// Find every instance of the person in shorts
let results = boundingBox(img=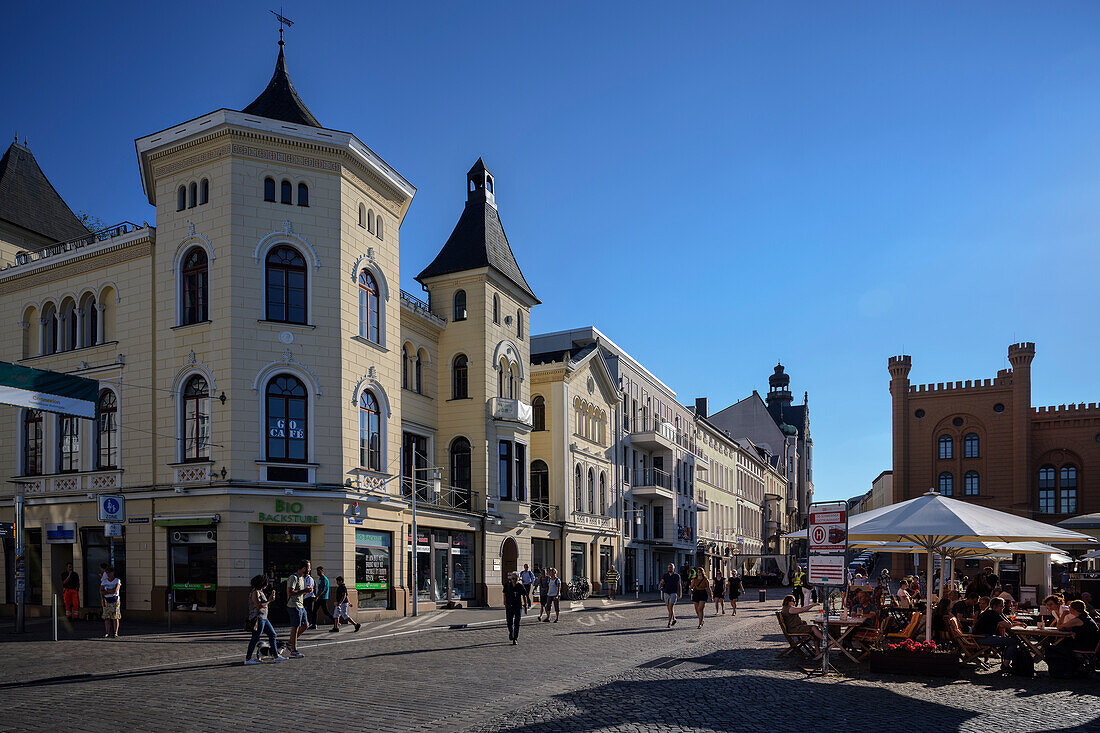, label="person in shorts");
[330,576,361,632]
[544,568,561,622]
[286,559,310,657]
[658,563,681,628]
[536,568,551,621]
[519,564,535,613]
